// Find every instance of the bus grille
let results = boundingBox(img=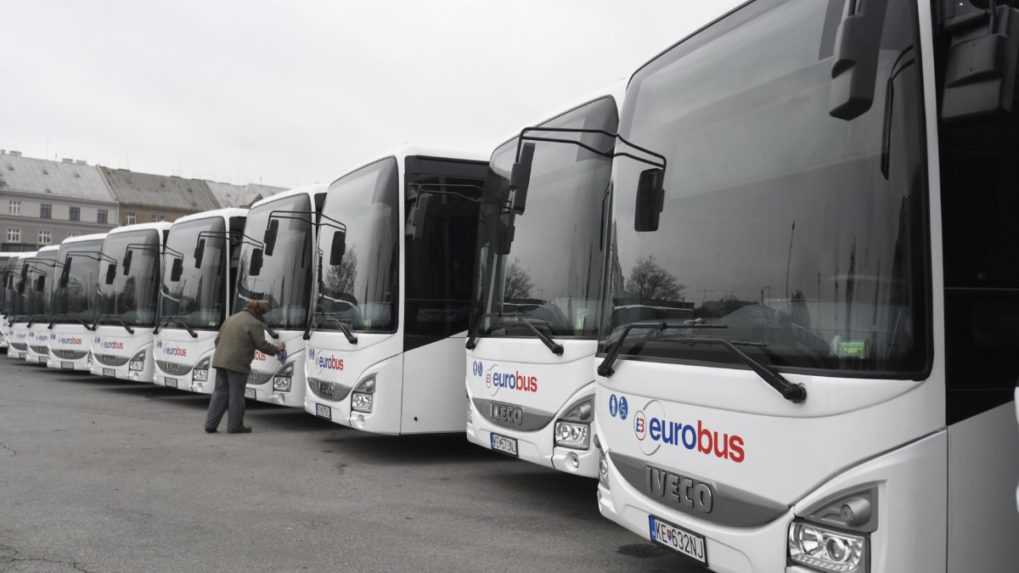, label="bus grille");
[30,345,50,355]
[9,342,27,351]
[246,370,272,386]
[307,377,351,402]
[51,349,87,360]
[93,353,130,367]
[156,360,192,376]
